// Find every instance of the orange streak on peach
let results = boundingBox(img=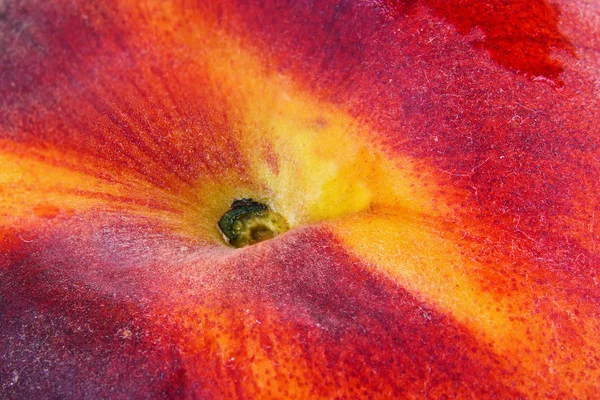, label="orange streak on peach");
[0,141,190,234]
